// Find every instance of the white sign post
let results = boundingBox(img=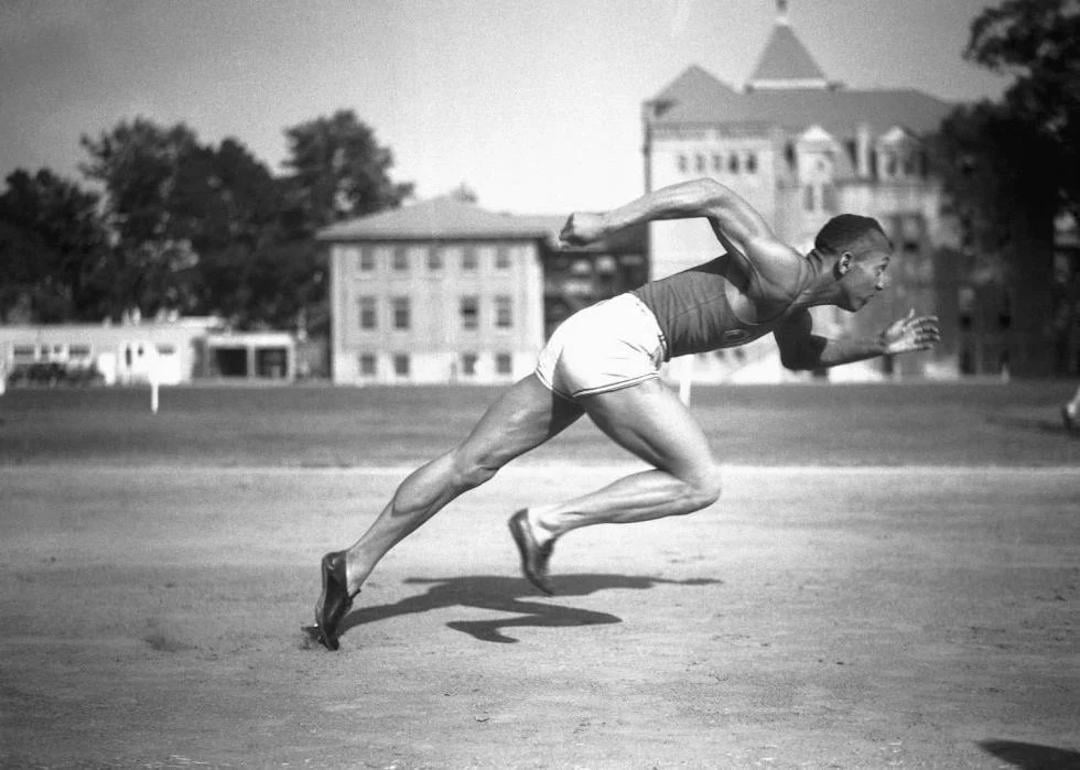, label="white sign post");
[149,346,160,414]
